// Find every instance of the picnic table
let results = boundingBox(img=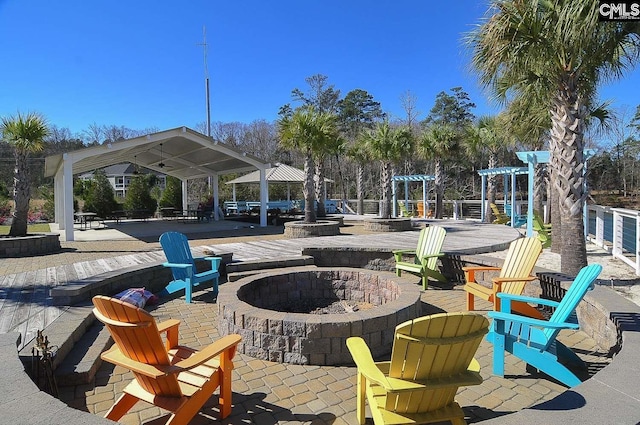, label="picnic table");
[75,212,99,229]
